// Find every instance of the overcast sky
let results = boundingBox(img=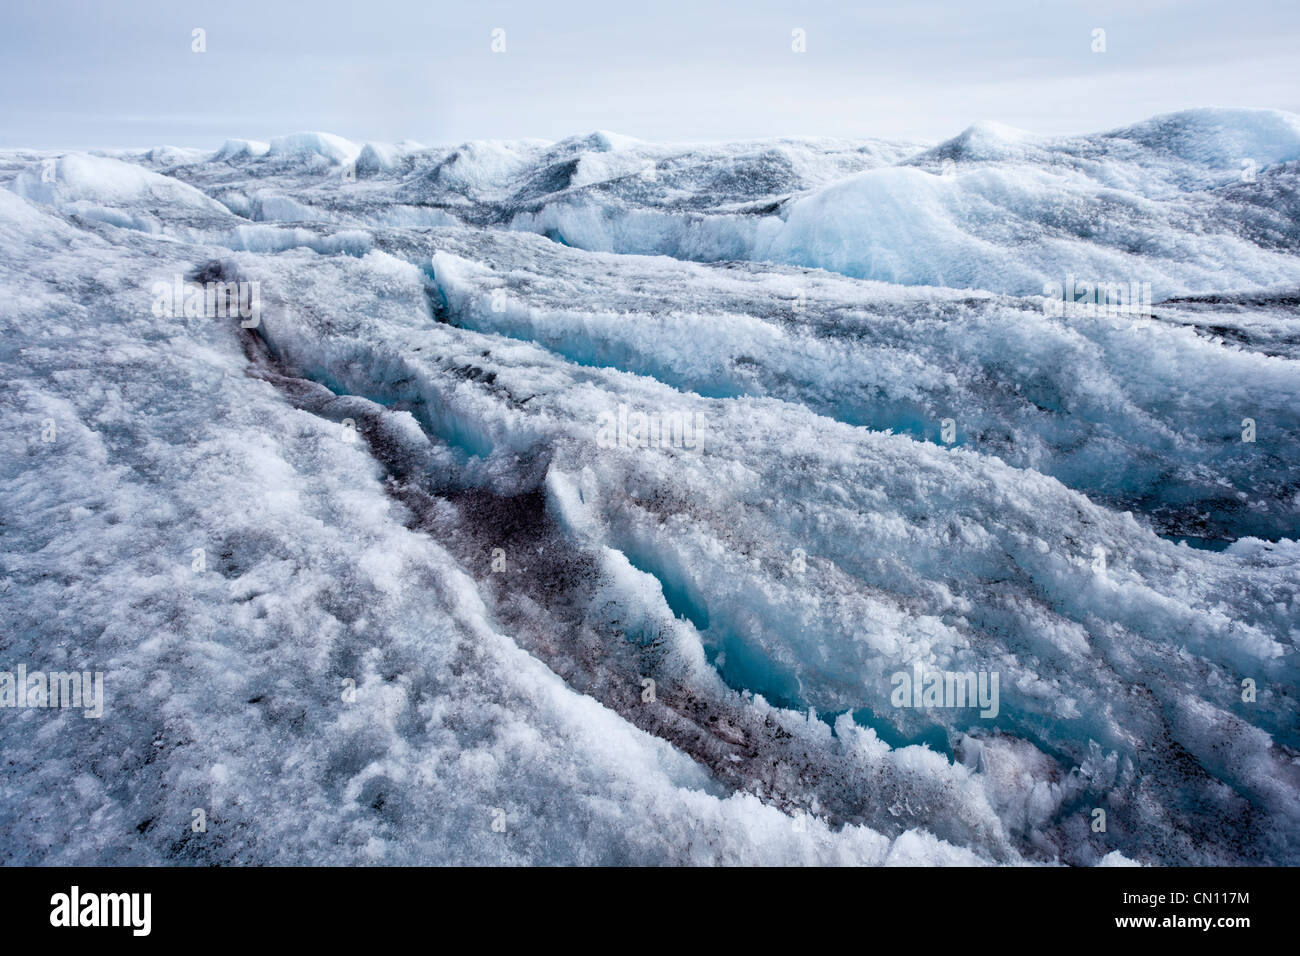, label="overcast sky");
[2,0,1298,149]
